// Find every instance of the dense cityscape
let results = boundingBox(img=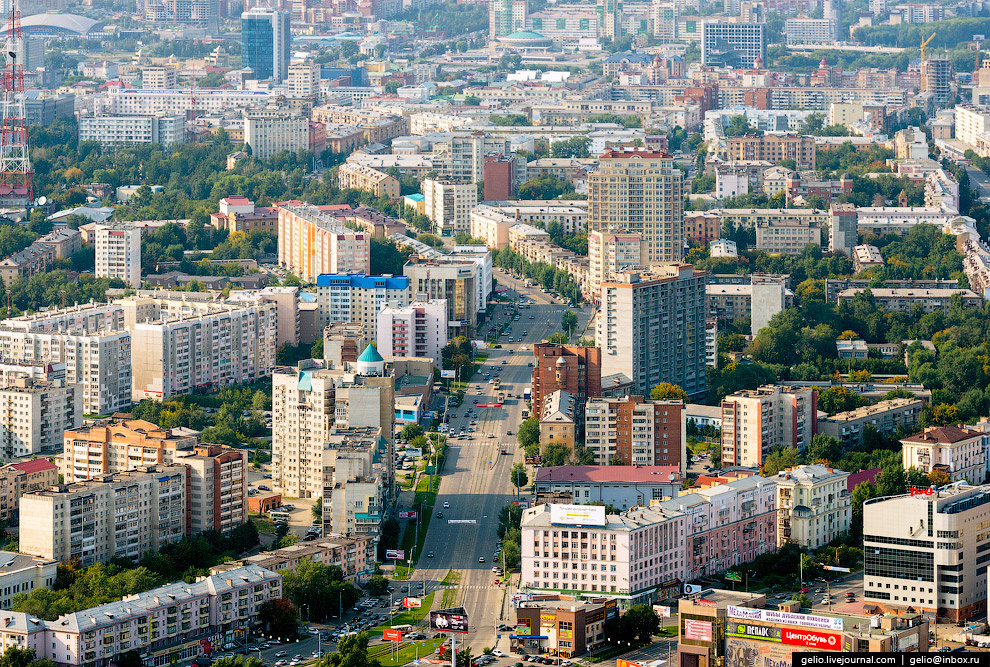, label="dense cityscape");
[0,0,982,665]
